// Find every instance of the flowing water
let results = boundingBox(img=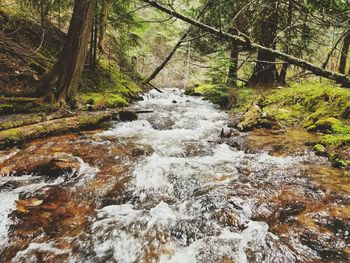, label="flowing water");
[0,89,350,263]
